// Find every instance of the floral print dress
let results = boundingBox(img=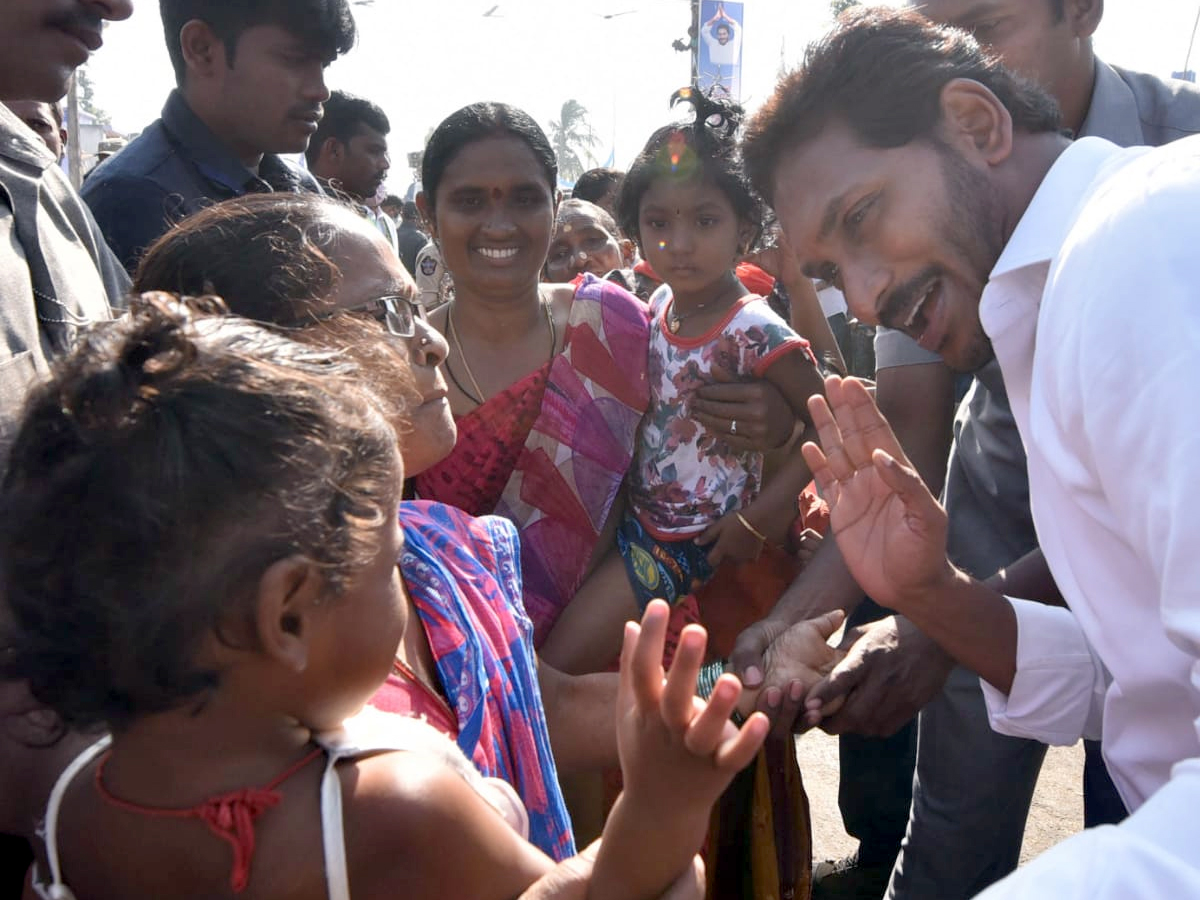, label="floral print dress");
[628,286,814,538]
